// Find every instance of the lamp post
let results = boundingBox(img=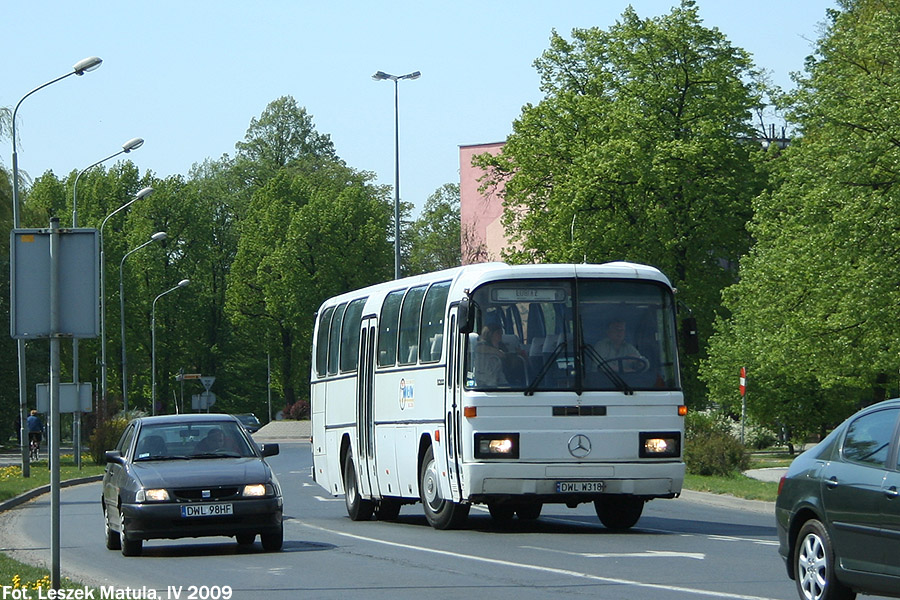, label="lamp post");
[152,279,190,415]
[99,186,154,414]
[119,232,167,412]
[11,55,102,480]
[71,136,144,468]
[372,69,420,279]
